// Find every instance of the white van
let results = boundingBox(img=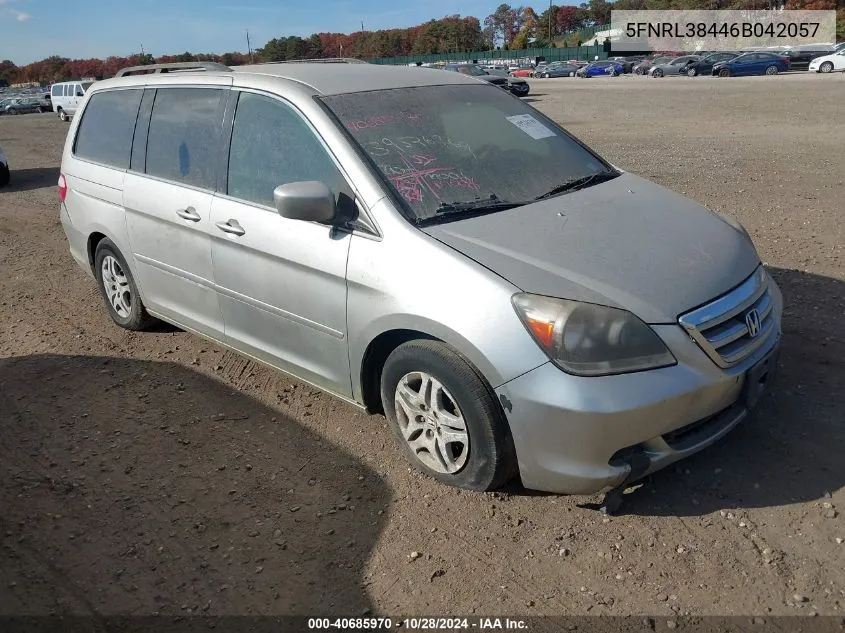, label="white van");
[50,80,95,121]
